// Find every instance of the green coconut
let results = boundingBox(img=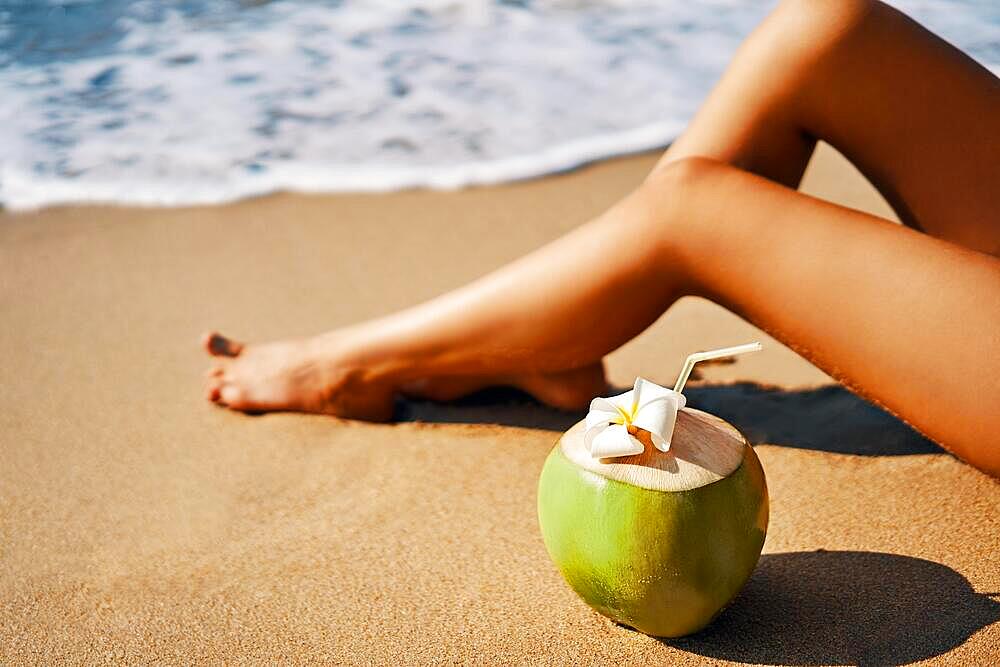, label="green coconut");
[537,408,768,638]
